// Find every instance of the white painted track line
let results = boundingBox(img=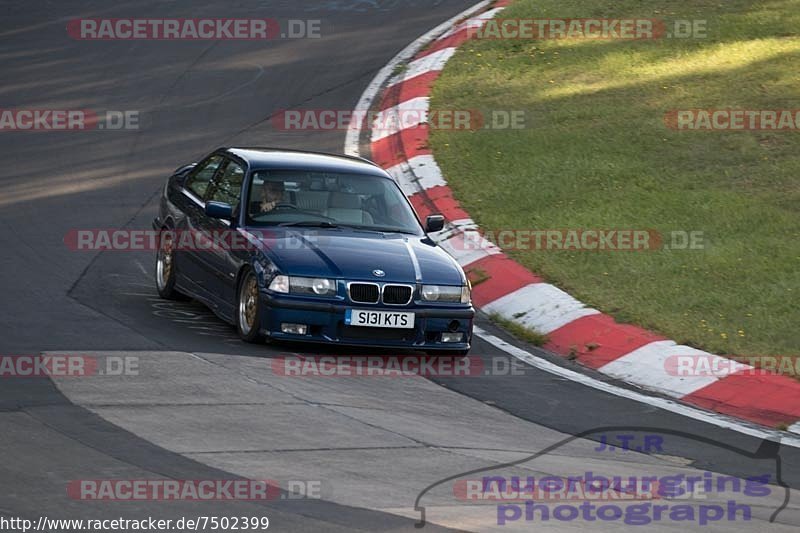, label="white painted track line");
[474,326,800,448]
